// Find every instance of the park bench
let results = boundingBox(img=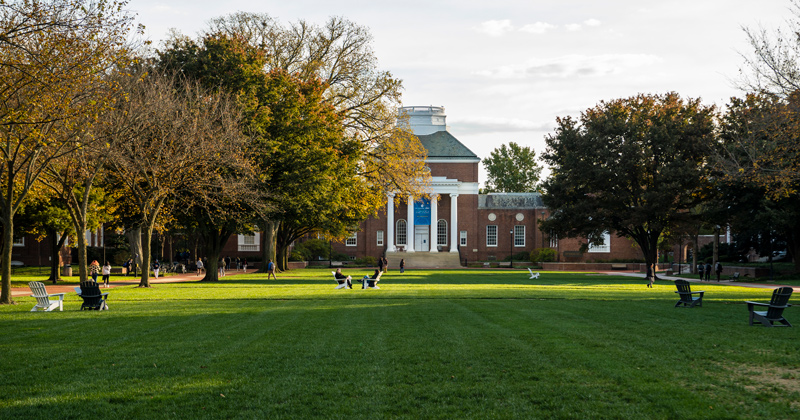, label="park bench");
[563,251,582,261]
[498,261,511,267]
[77,281,109,310]
[28,281,64,312]
[746,287,793,327]
[610,264,627,270]
[729,272,740,281]
[674,280,704,308]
